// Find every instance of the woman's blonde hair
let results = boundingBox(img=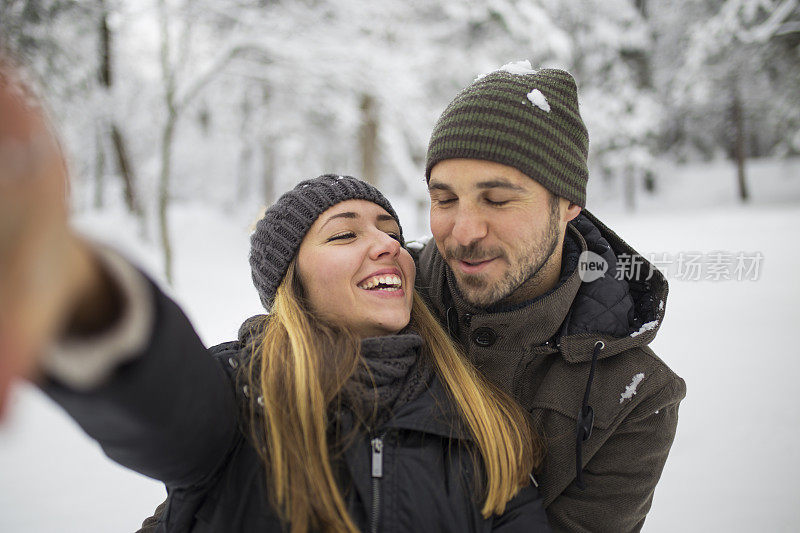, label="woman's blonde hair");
[245,260,542,533]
